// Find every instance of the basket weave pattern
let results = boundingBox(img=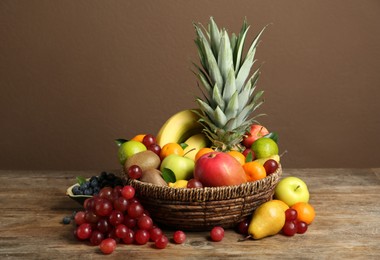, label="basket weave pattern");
[124,165,282,231]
